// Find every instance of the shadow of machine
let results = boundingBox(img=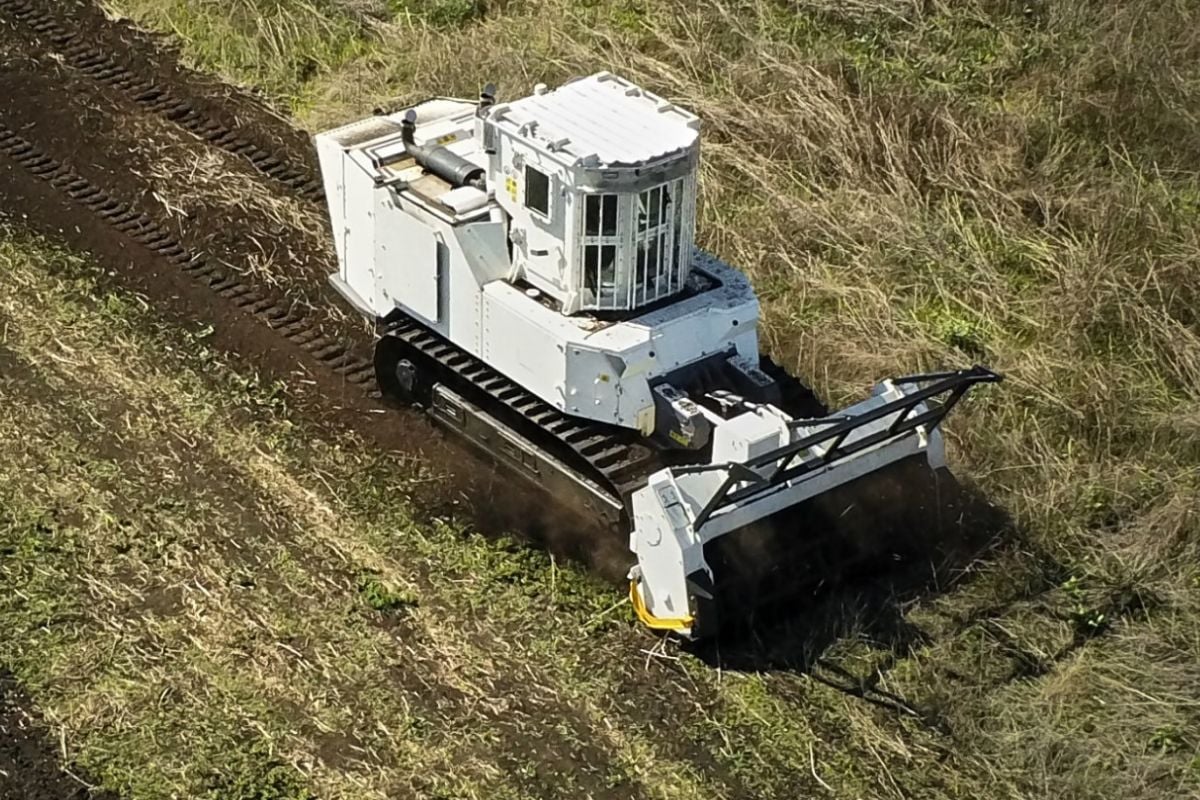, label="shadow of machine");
[686,454,1011,672]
